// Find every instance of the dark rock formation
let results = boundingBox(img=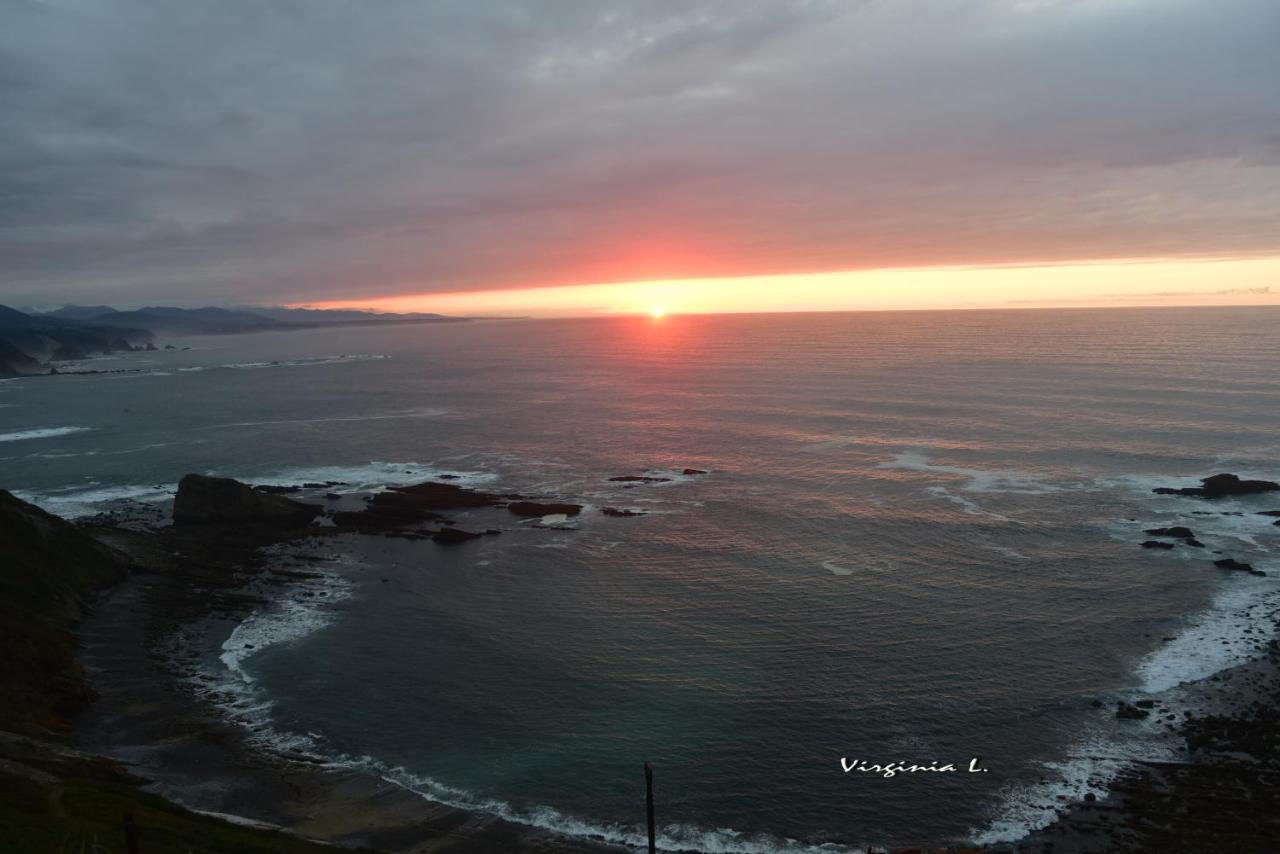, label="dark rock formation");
[602,507,647,517]
[431,527,483,545]
[380,481,506,510]
[508,501,583,517]
[1213,558,1266,577]
[608,475,670,484]
[682,468,708,475]
[173,474,320,527]
[1154,473,1280,499]
[332,480,510,531]
[1141,540,1176,550]
[1116,701,1151,720]
[1145,526,1196,539]
[254,484,303,494]
[0,490,132,734]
